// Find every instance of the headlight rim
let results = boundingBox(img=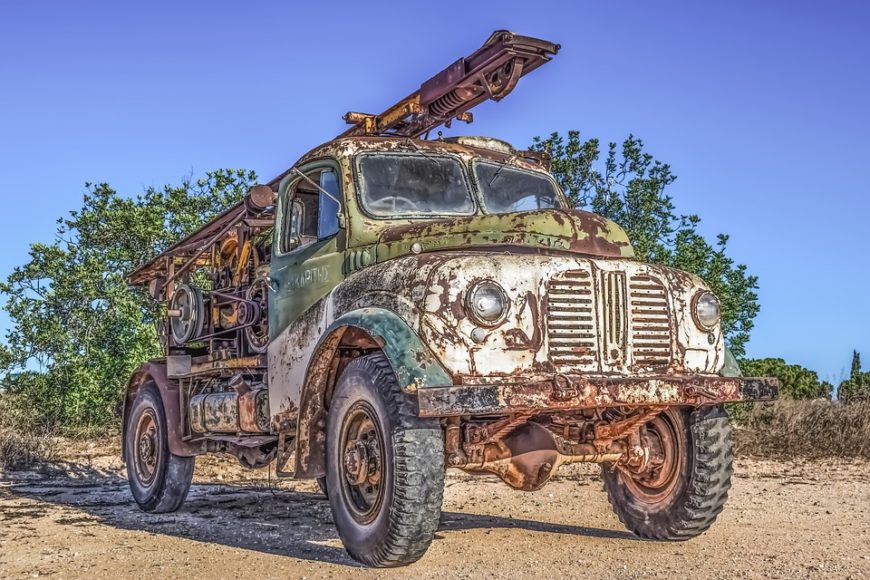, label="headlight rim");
[465,280,510,327]
[692,290,721,331]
